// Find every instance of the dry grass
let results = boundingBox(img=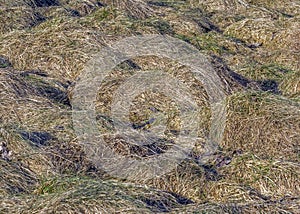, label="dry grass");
[171,198,300,213]
[223,92,300,161]
[280,71,300,98]
[1,175,192,213]
[206,154,299,202]
[0,158,37,196]
[101,0,155,19]
[225,17,300,71]
[0,7,44,35]
[0,6,164,81]
[0,0,299,213]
